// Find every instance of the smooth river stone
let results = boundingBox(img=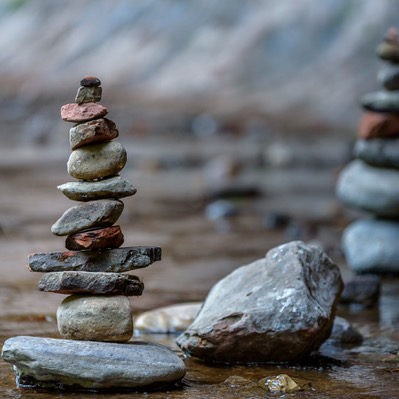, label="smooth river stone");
[57,295,133,342]
[377,41,399,63]
[343,219,399,273]
[336,160,399,217]
[69,118,118,150]
[1,336,186,390]
[67,141,127,180]
[61,102,108,123]
[51,199,123,236]
[361,91,399,113]
[66,225,124,250]
[28,246,162,273]
[39,271,143,296]
[354,139,399,168]
[80,75,101,87]
[358,111,399,139]
[378,65,399,91]
[58,176,137,201]
[75,86,102,104]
